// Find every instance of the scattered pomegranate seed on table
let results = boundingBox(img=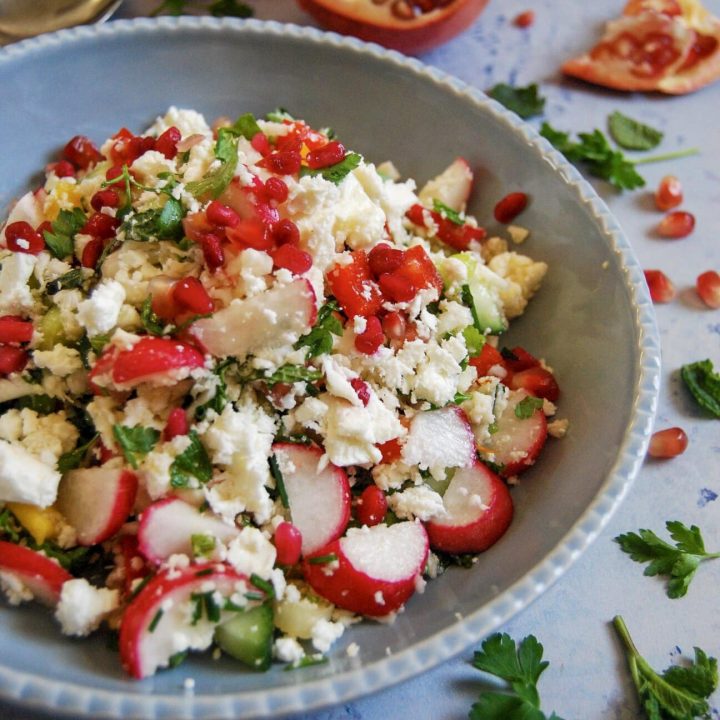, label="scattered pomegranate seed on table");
[654,175,683,211]
[696,270,720,308]
[514,10,535,27]
[644,269,676,303]
[648,427,688,458]
[657,210,695,238]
